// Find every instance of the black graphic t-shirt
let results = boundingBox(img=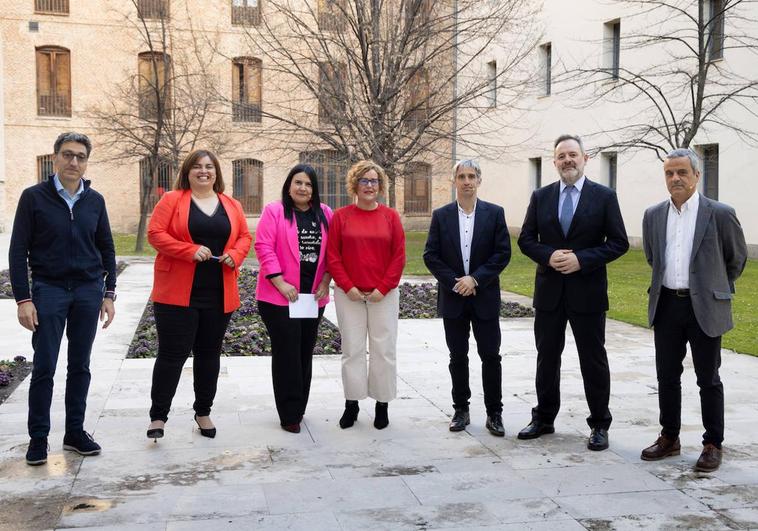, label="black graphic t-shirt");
[294,208,322,293]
